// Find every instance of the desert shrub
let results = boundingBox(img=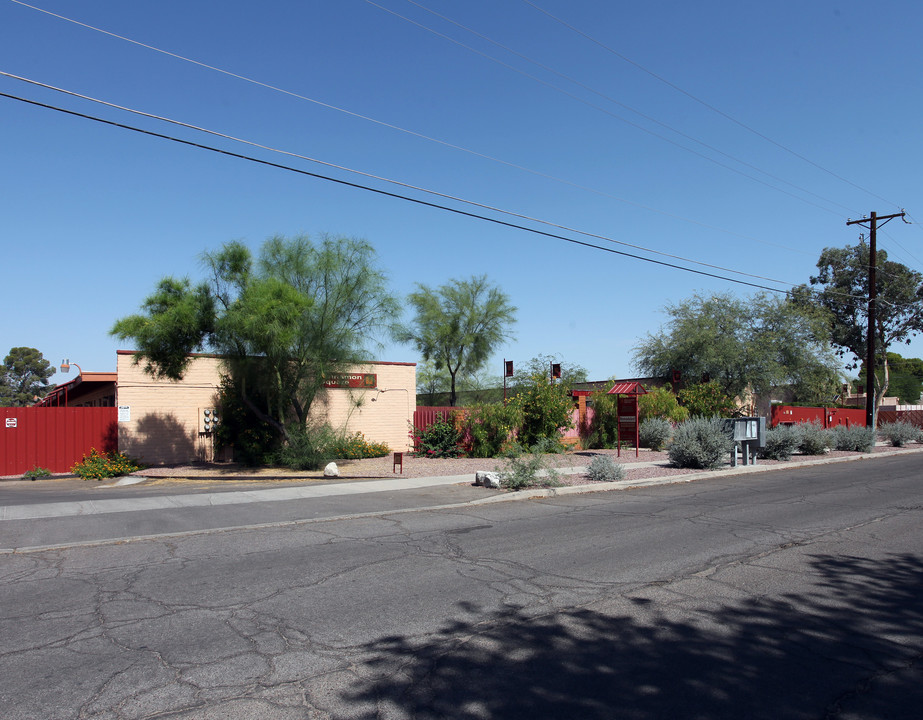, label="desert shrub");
[586,454,625,483]
[639,417,673,451]
[463,402,521,458]
[411,414,462,458]
[668,417,734,469]
[513,373,574,448]
[22,466,52,480]
[326,430,390,460]
[72,449,143,481]
[272,424,335,470]
[639,385,689,423]
[831,425,876,452]
[677,380,736,418]
[758,425,801,461]
[797,422,832,455]
[499,442,561,490]
[878,421,918,447]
